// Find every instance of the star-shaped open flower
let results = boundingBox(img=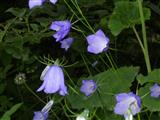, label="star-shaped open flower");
[86,29,109,54]
[80,80,97,96]
[150,83,160,98]
[114,92,141,119]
